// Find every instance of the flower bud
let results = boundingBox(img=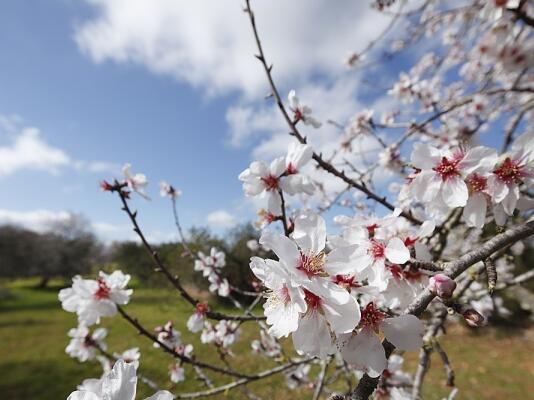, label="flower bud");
[462,309,484,327]
[428,274,457,299]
